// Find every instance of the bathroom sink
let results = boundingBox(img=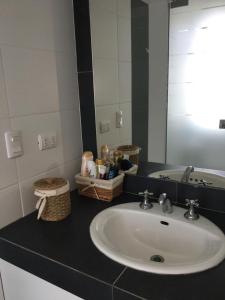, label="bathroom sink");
[90,203,225,274]
[149,169,225,188]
